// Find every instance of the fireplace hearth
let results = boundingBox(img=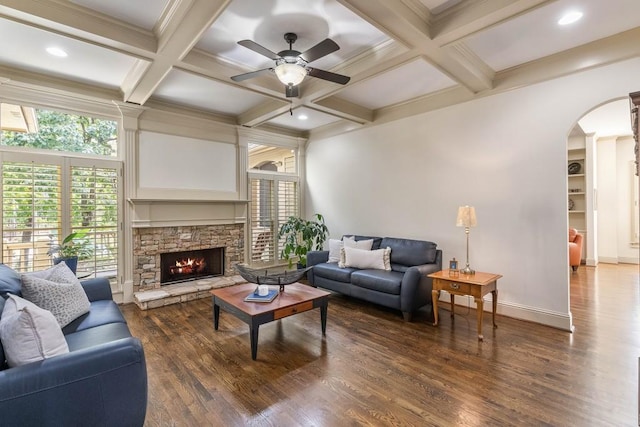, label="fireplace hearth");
[160,247,224,285]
